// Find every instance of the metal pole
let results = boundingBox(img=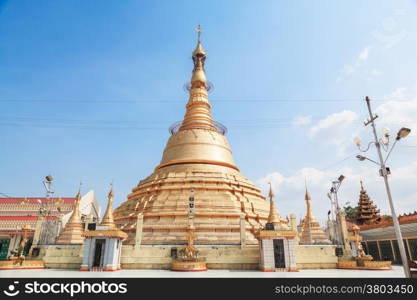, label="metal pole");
[365,97,410,278]
[332,182,342,247]
[327,193,337,243]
